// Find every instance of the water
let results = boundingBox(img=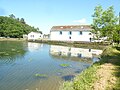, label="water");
[0,41,102,90]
